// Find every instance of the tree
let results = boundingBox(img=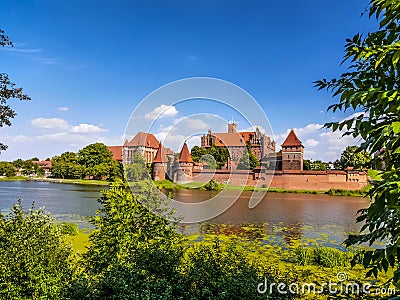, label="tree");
[0,161,15,177]
[312,160,326,171]
[303,159,311,170]
[0,202,73,298]
[0,29,30,152]
[77,143,113,168]
[78,143,122,180]
[191,145,230,169]
[51,152,85,179]
[237,150,260,171]
[337,146,372,169]
[190,146,207,162]
[315,0,400,284]
[70,180,183,299]
[124,151,149,181]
